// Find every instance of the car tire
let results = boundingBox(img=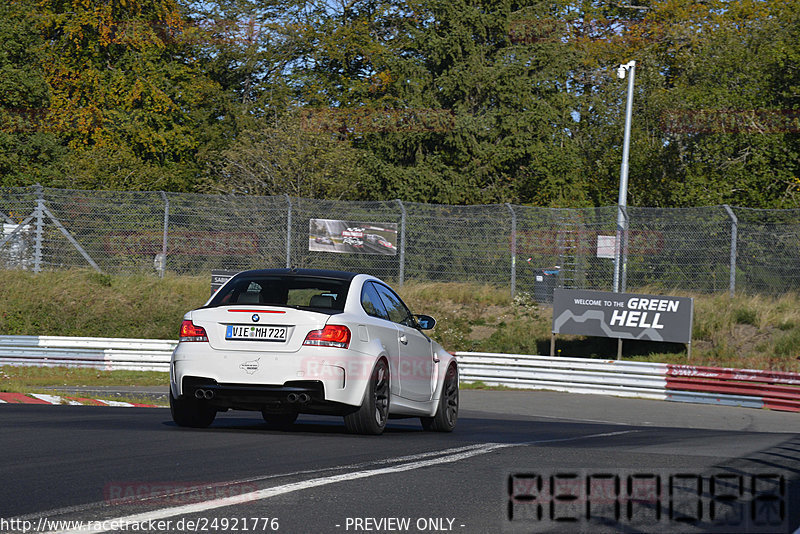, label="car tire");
[344,359,389,435]
[262,410,298,429]
[421,364,458,432]
[169,390,216,428]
